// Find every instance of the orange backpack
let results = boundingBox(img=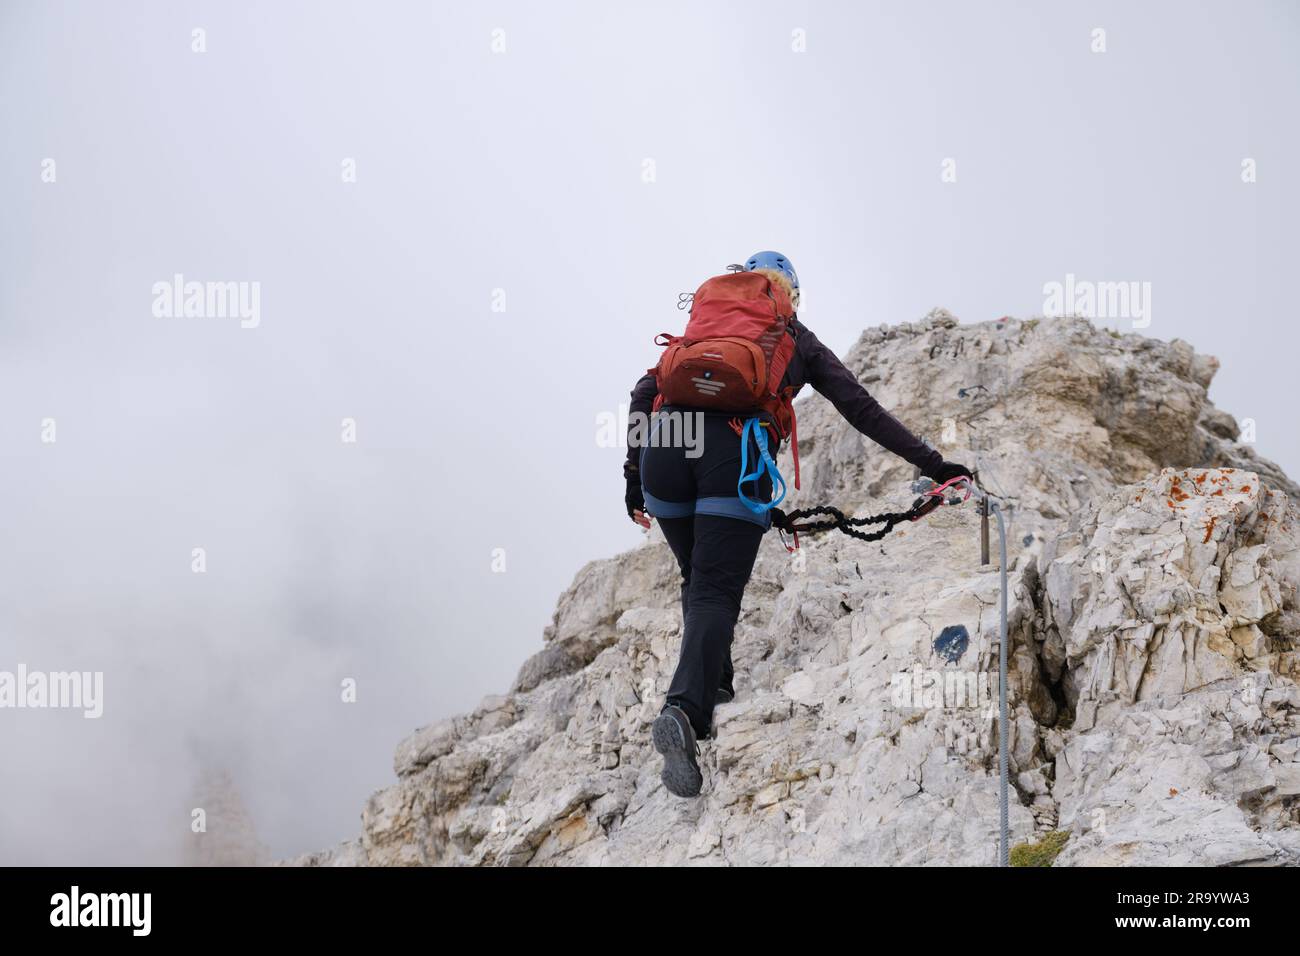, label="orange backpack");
[651,271,801,488]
